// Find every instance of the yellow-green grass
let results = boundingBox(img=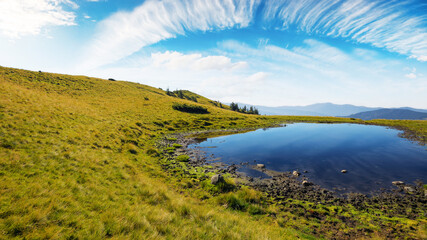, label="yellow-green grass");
[0,66,426,239]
